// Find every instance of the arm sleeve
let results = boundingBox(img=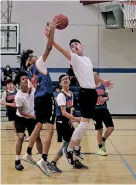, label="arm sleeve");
[35,56,47,74]
[56,93,66,106]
